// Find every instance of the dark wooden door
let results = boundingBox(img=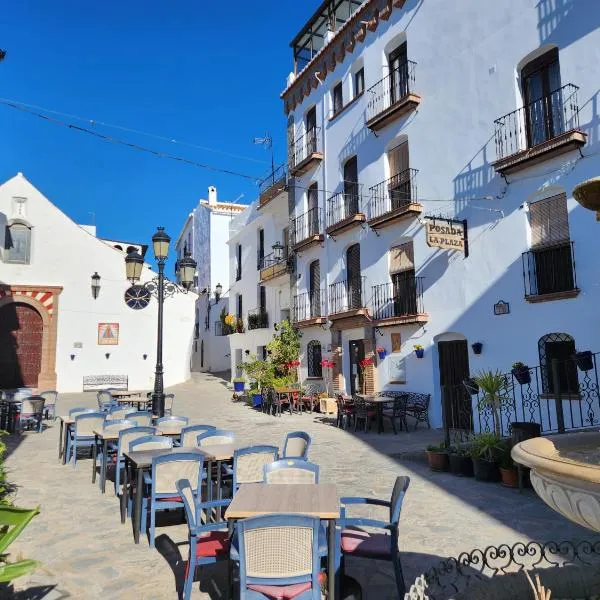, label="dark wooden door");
[343,156,359,216]
[0,303,43,388]
[306,107,317,154]
[309,260,320,317]
[389,42,408,104]
[258,229,265,268]
[307,183,319,236]
[438,340,472,430]
[392,270,417,316]
[388,141,410,208]
[349,339,365,396]
[346,244,362,309]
